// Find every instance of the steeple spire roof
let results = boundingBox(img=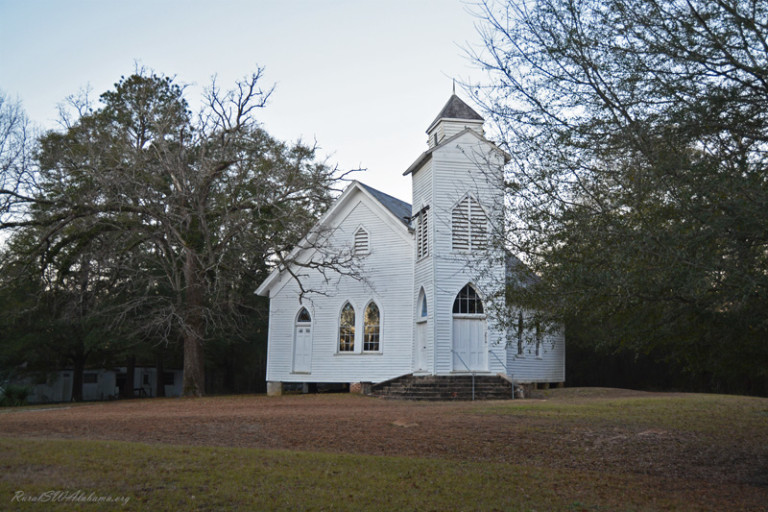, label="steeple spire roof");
[426,94,484,134]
